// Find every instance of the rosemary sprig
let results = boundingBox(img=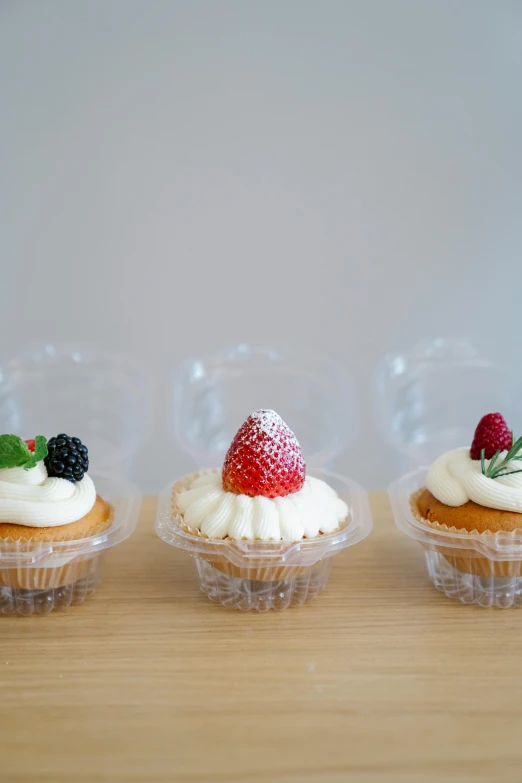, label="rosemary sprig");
[481,432,522,479]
